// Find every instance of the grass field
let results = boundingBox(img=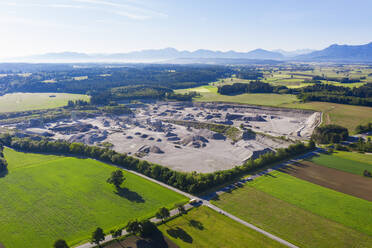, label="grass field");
[308,151,372,175]
[212,185,372,248]
[248,171,372,236]
[0,93,89,113]
[281,101,372,133]
[175,85,299,106]
[0,148,187,248]
[158,206,285,248]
